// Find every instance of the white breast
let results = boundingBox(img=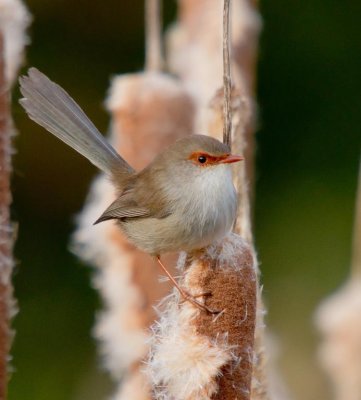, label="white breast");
[165,164,237,251]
